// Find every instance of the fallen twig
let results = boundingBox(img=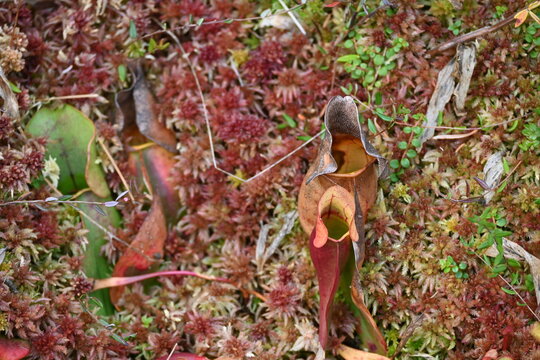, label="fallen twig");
[429,16,514,55]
